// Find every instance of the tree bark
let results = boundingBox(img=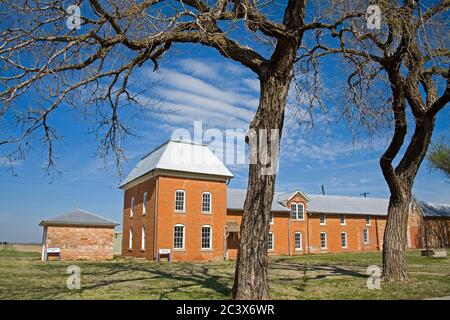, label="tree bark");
[231,72,292,300]
[382,114,436,282]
